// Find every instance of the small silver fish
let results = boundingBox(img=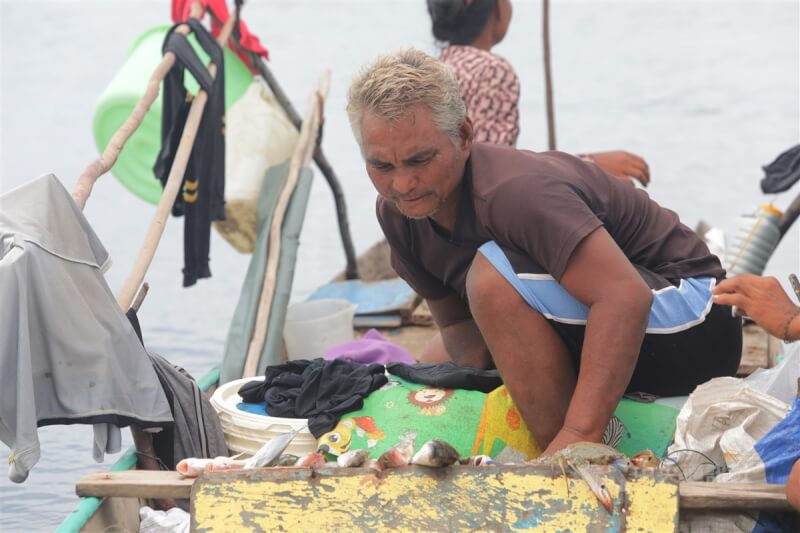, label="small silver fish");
[337,449,369,468]
[275,454,298,467]
[244,427,305,469]
[411,440,460,468]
